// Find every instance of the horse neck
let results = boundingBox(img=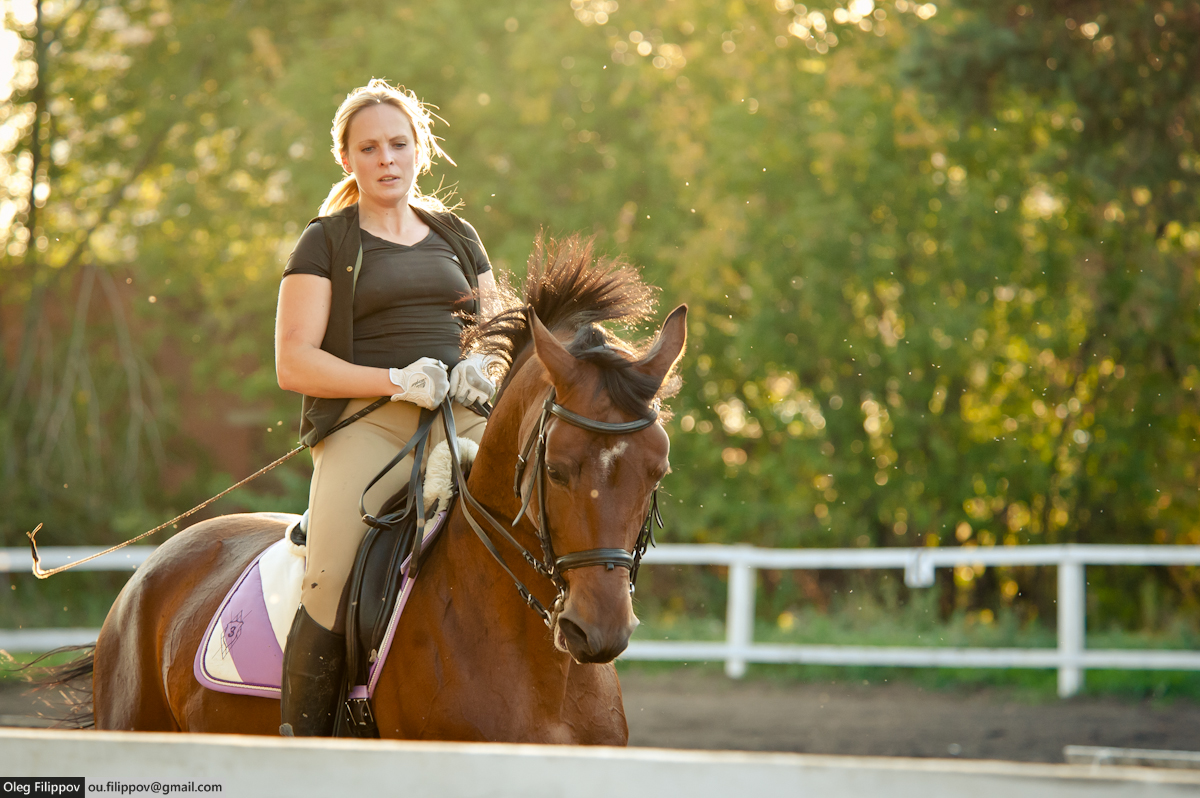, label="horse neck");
[431,366,566,647]
[462,353,550,565]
